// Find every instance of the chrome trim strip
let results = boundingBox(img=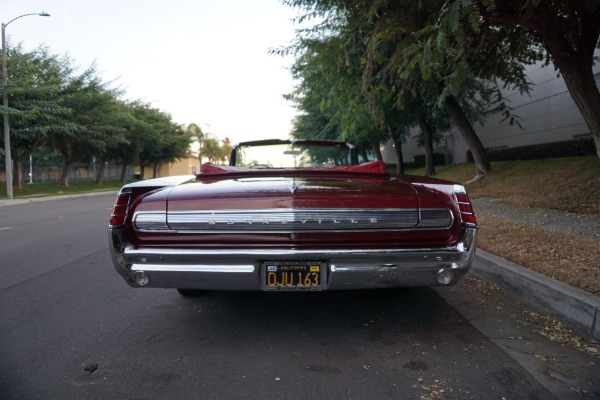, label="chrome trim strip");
[134,212,168,230]
[167,208,419,231]
[131,264,255,273]
[133,208,453,232]
[125,246,452,258]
